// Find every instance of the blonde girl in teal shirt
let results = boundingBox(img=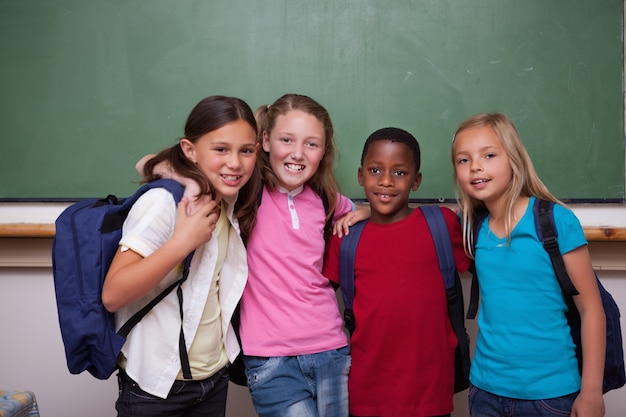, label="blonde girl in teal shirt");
[452,112,605,417]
